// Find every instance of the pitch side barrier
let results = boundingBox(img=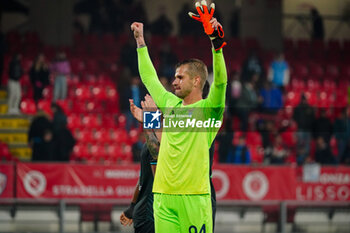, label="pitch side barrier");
[0,162,349,233]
